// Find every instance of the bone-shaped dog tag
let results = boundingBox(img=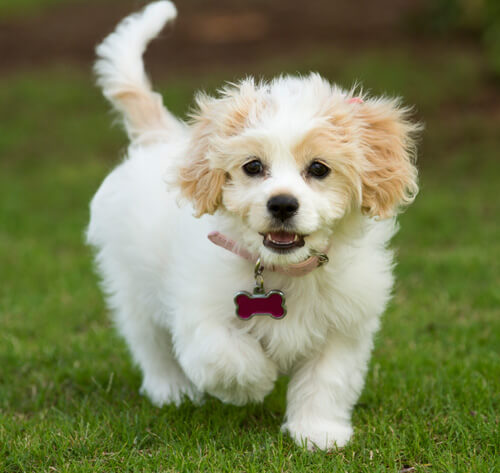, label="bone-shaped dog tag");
[234,289,287,320]
[234,258,287,320]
